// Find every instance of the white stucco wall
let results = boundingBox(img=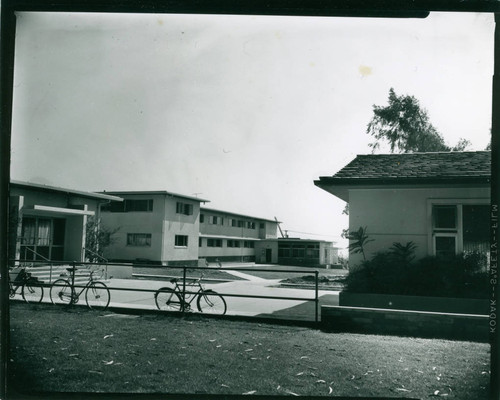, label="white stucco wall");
[101,194,201,264]
[348,185,490,267]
